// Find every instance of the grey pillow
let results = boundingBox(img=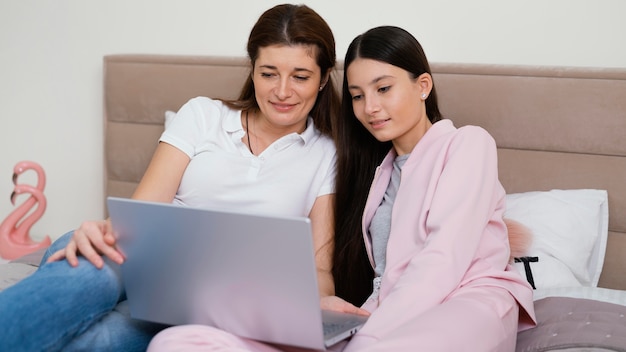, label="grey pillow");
[517,297,626,352]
